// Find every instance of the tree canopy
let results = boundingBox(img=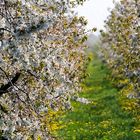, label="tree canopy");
[100,0,140,97]
[0,0,88,139]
